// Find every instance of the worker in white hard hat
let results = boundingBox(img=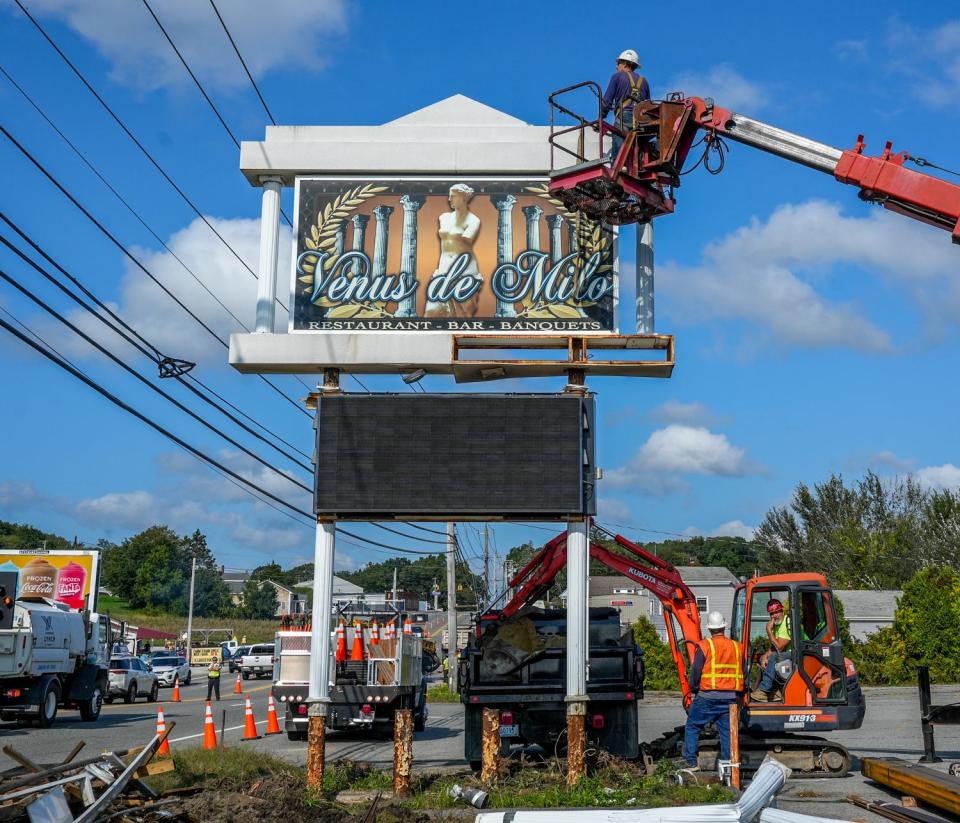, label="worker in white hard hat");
[681,610,744,770]
[601,49,650,163]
